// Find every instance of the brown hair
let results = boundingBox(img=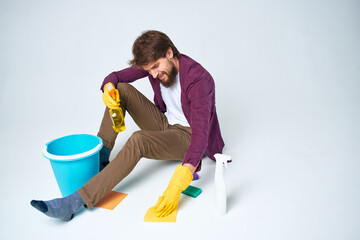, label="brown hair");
[129,30,180,67]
